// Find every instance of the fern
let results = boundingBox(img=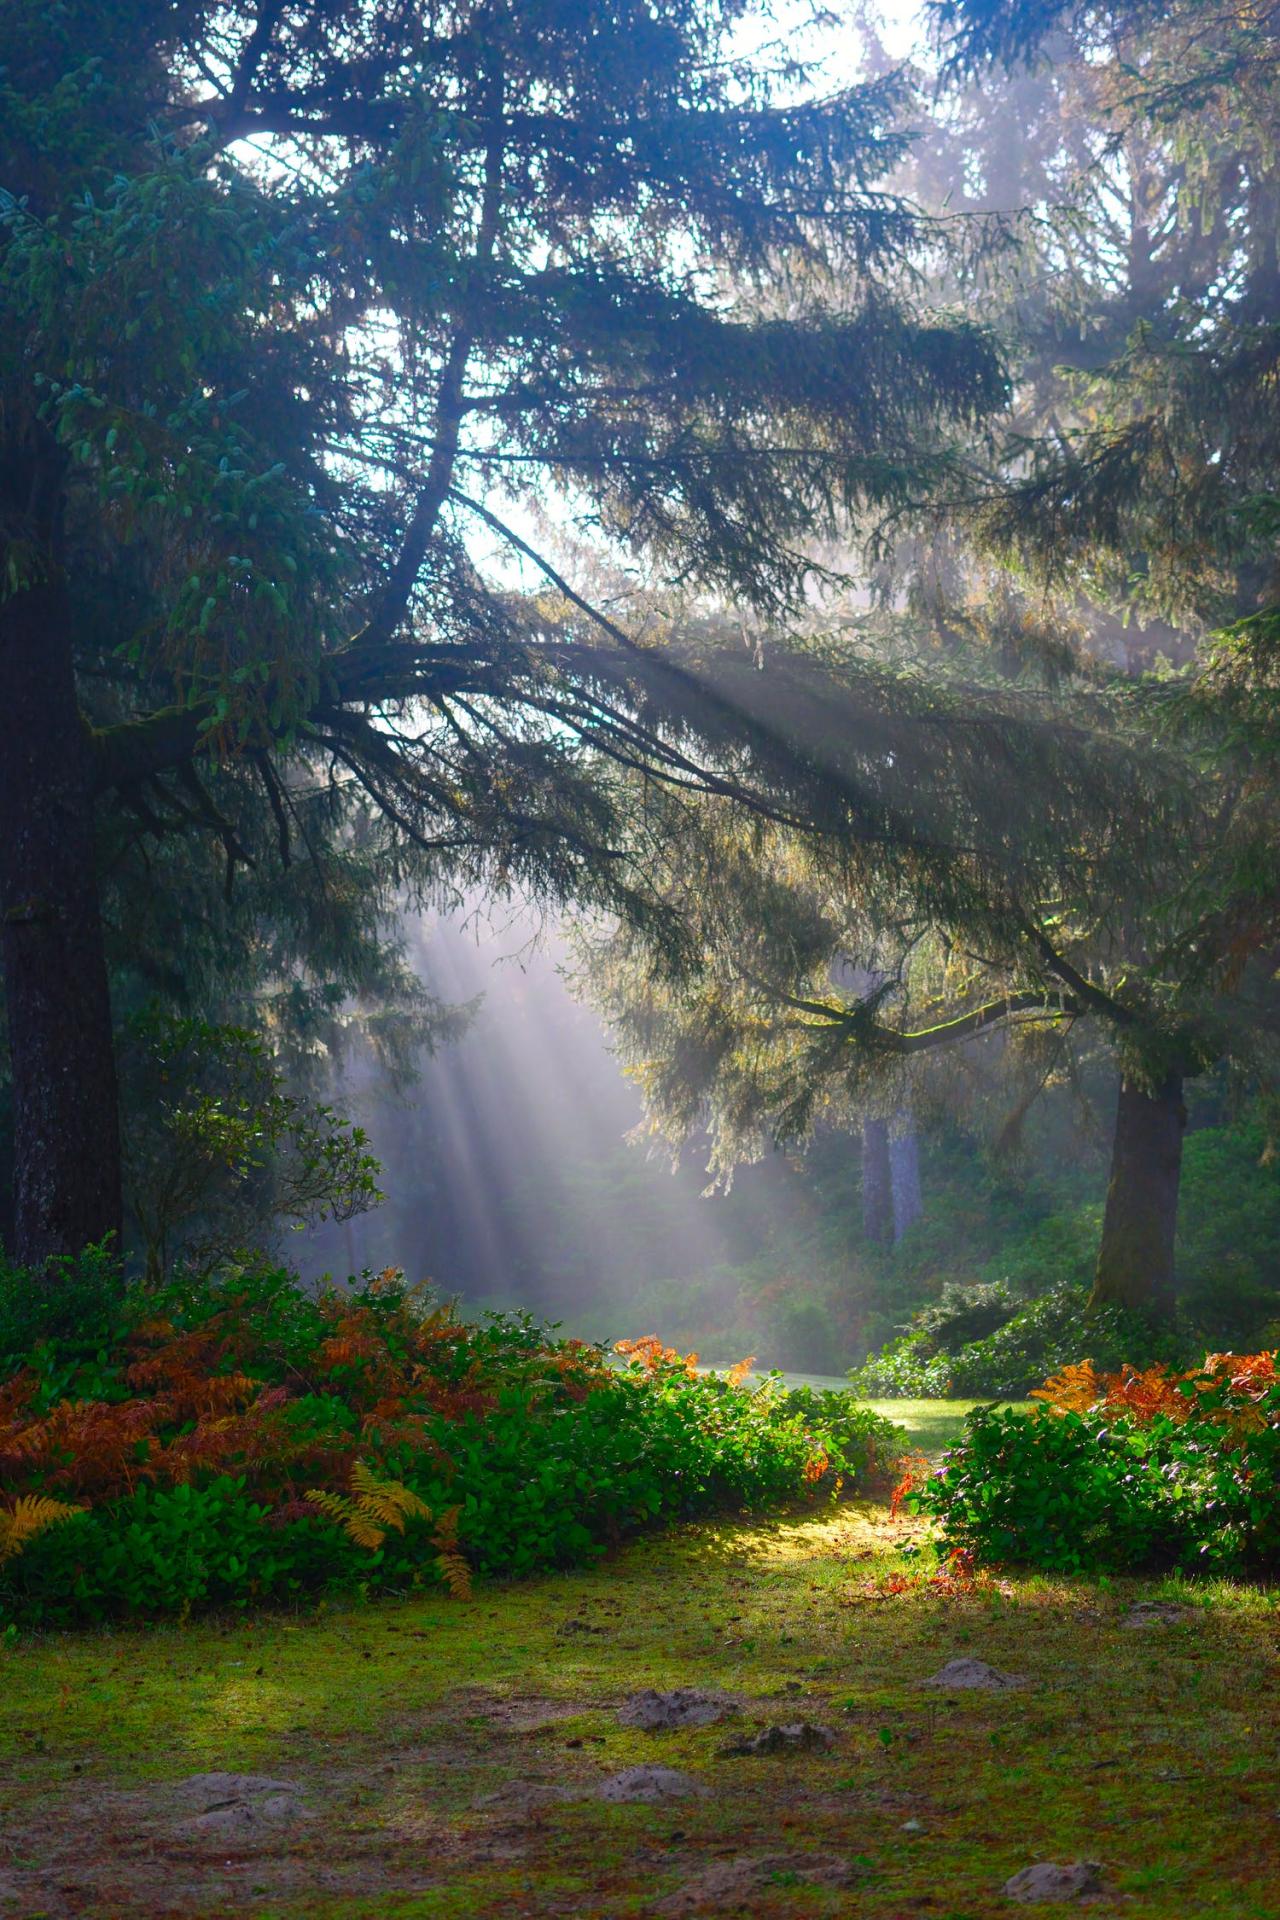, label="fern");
[0,1495,85,1565]
[432,1505,472,1599]
[304,1460,431,1551]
